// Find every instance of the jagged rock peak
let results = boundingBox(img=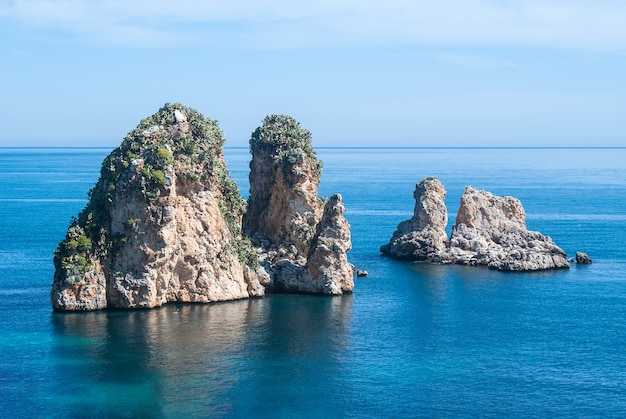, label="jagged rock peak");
[51,103,260,311]
[454,186,526,231]
[306,194,355,294]
[380,177,448,261]
[381,179,570,272]
[244,115,354,294]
